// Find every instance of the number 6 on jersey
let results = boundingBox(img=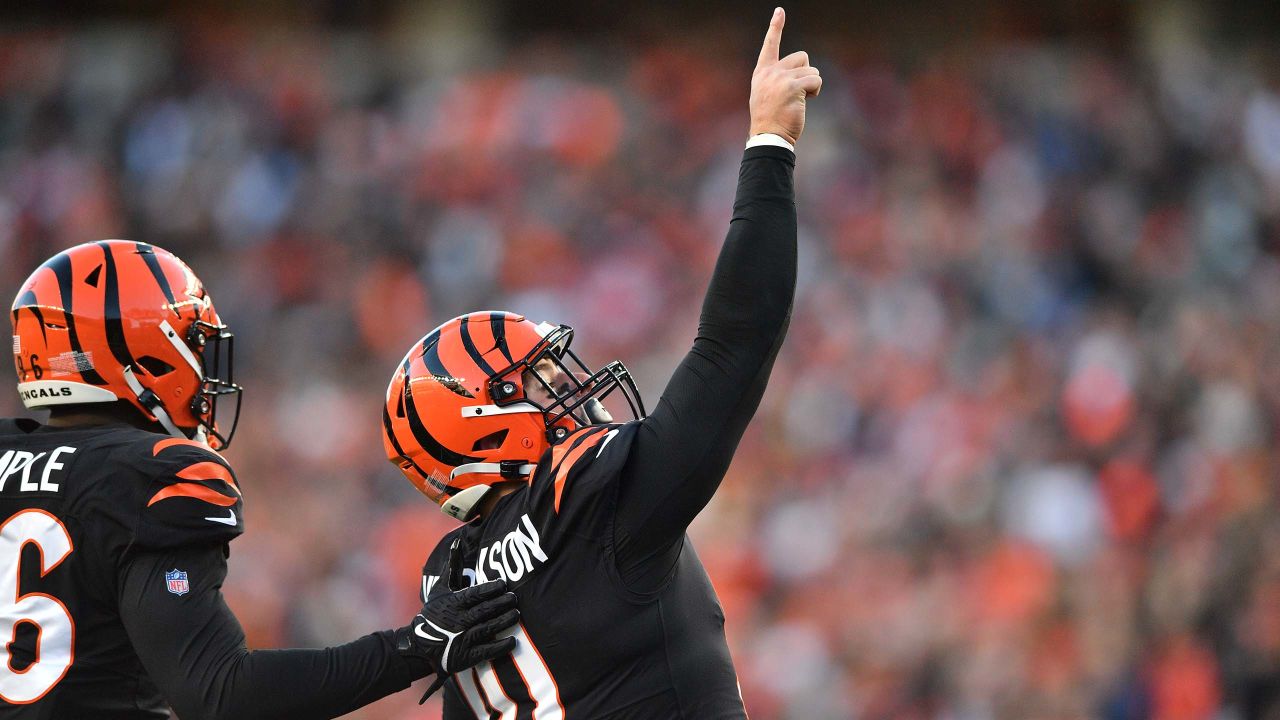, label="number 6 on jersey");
[0,509,75,704]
